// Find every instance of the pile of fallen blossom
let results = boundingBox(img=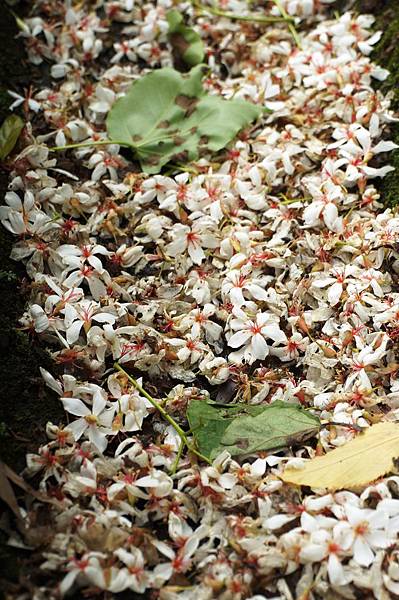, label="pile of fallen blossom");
[3,0,399,598]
